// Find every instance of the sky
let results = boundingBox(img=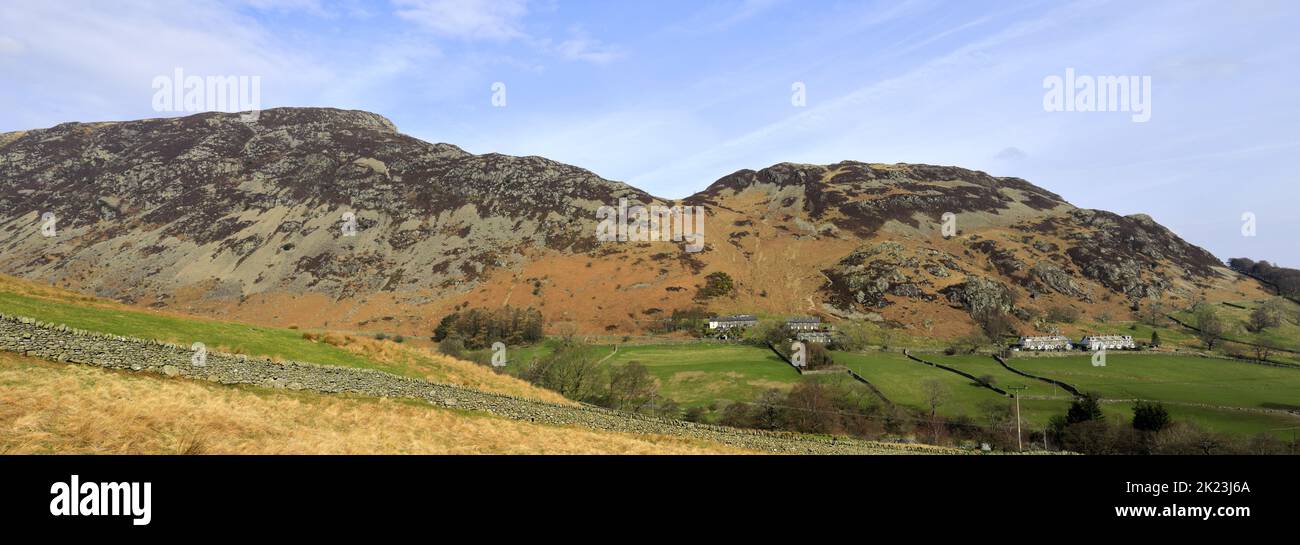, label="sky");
[1,0,1297,264]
